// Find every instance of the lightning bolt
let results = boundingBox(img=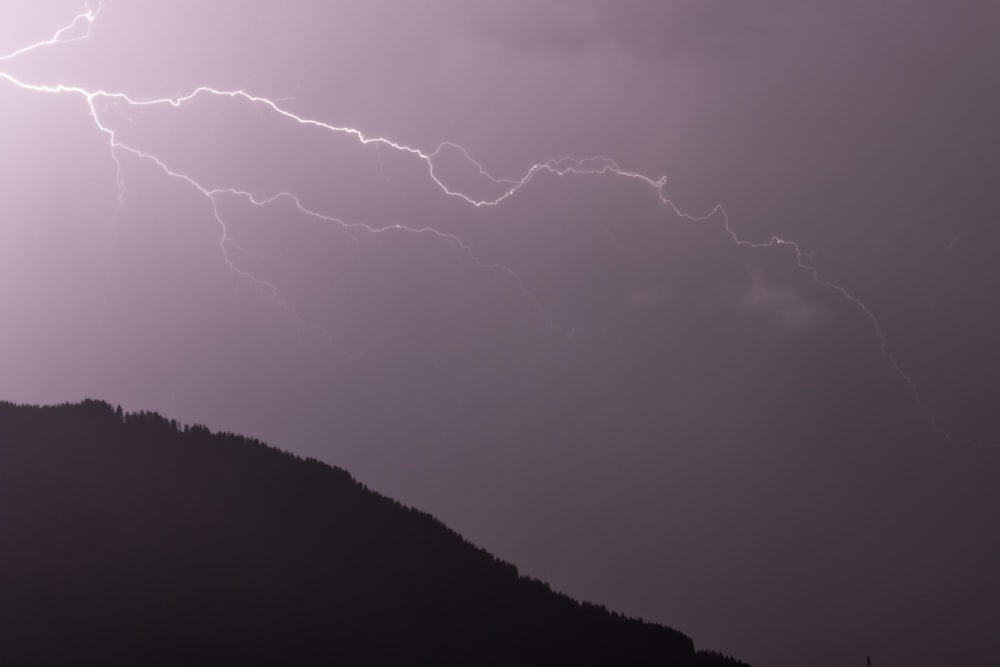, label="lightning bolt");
[0,2,984,446]
[0,1,105,64]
